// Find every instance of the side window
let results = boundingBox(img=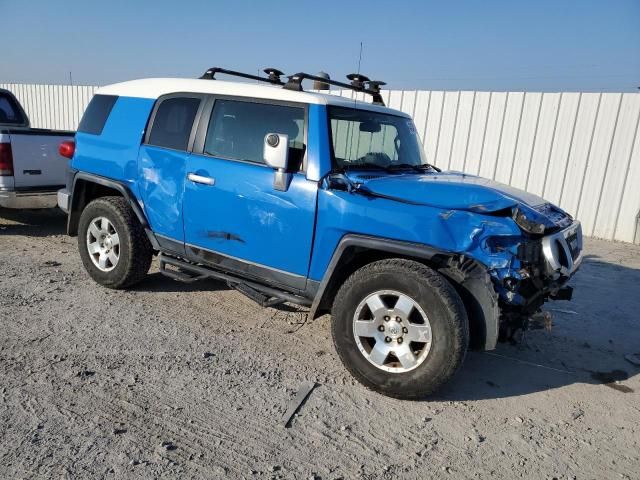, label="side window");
[147,97,201,151]
[78,94,118,135]
[203,99,305,167]
[0,93,26,125]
